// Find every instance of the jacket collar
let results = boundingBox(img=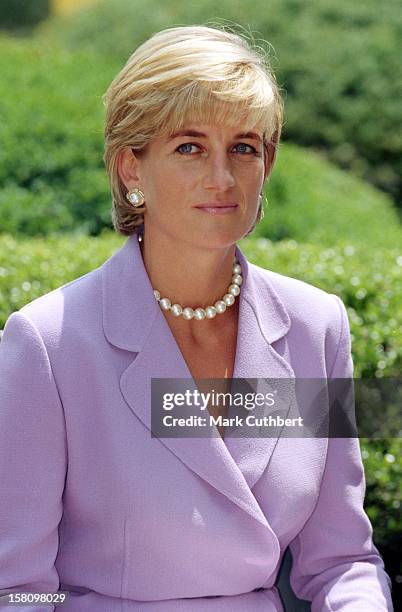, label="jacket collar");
[101,233,294,550]
[102,232,290,352]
